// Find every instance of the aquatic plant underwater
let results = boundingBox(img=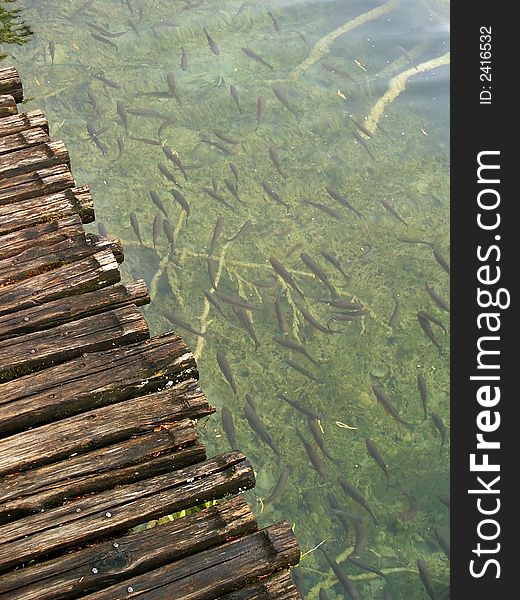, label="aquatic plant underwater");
[6,0,449,597]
